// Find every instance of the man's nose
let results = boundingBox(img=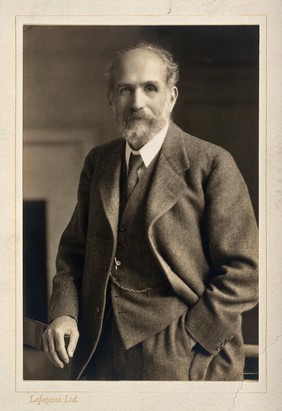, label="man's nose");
[130,88,145,111]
